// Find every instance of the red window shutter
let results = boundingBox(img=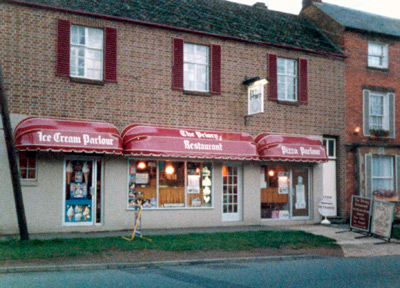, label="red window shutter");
[56,19,71,77]
[267,54,277,100]
[298,58,308,103]
[210,45,221,94]
[172,38,184,90]
[104,27,117,82]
